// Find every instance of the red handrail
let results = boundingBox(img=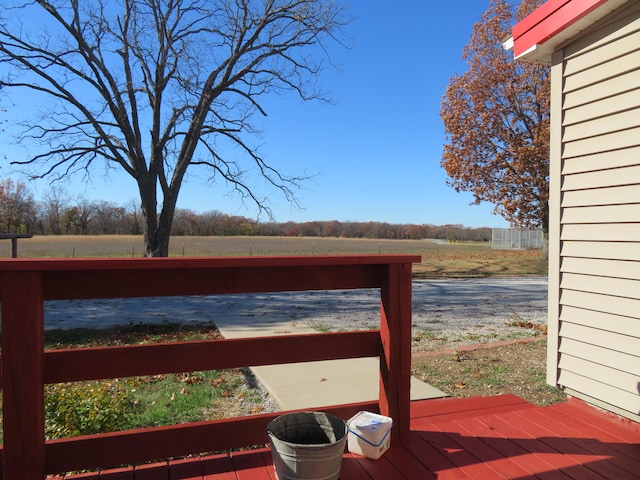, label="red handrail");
[0,255,419,479]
